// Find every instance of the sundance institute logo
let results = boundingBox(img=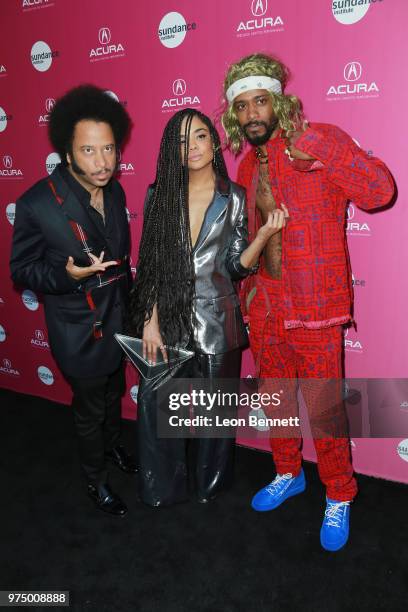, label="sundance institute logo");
[397,439,408,463]
[22,289,39,311]
[30,41,59,72]
[45,152,61,174]
[130,385,139,404]
[332,0,384,25]
[0,106,12,132]
[37,365,54,385]
[6,203,16,225]
[158,12,197,48]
